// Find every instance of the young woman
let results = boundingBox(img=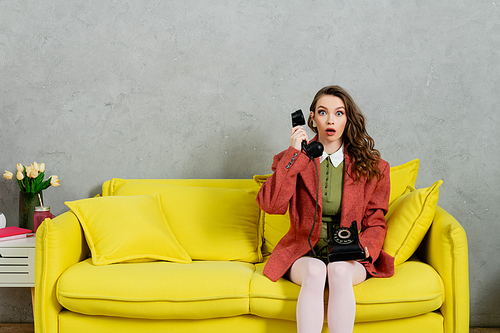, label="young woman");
[257,86,394,333]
